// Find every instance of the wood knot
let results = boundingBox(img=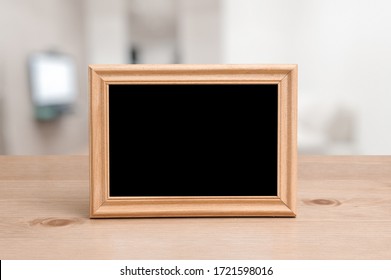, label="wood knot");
[303,199,341,207]
[29,217,83,227]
